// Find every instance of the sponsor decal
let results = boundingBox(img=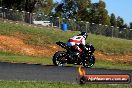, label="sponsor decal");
[77,66,131,84]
